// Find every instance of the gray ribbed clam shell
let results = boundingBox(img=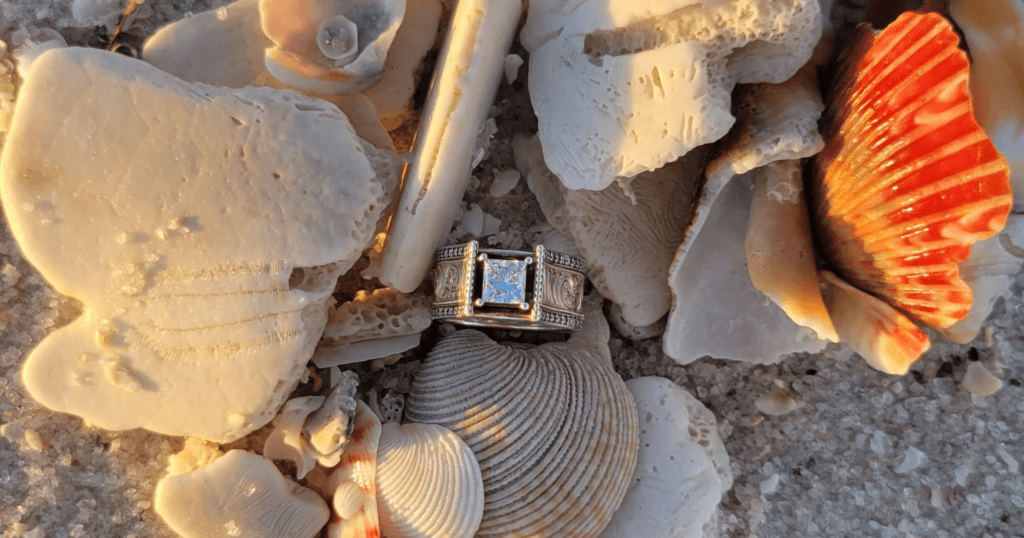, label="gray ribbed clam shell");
[406,329,638,538]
